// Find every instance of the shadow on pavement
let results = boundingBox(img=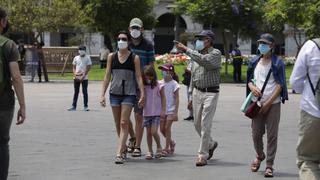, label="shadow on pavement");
[276,172,299,178]
[206,159,247,167]
[126,158,182,164]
